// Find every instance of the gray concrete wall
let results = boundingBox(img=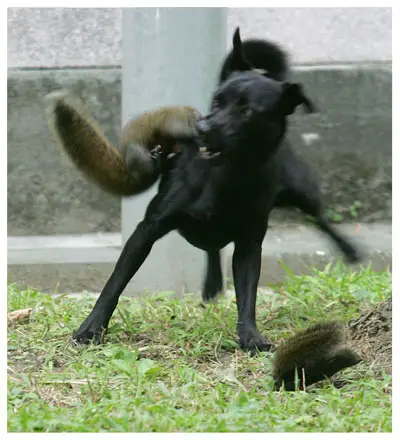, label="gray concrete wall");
[8,8,391,67]
[8,7,392,234]
[7,64,392,235]
[7,69,123,236]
